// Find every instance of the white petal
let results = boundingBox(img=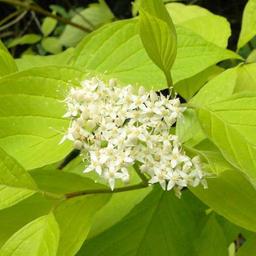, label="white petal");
[159,180,167,190]
[167,180,175,191]
[109,178,115,191]
[149,176,159,184]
